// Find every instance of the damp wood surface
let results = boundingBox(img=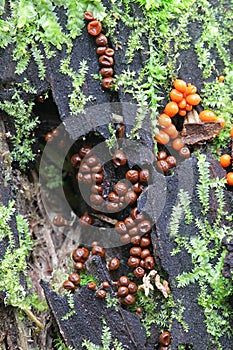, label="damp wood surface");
[138,155,233,349]
[0,0,233,350]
